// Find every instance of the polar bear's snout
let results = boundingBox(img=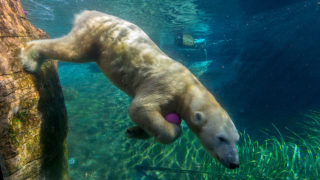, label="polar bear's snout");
[213,130,240,169]
[198,129,240,169]
[195,109,240,169]
[216,144,239,169]
[203,136,239,169]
